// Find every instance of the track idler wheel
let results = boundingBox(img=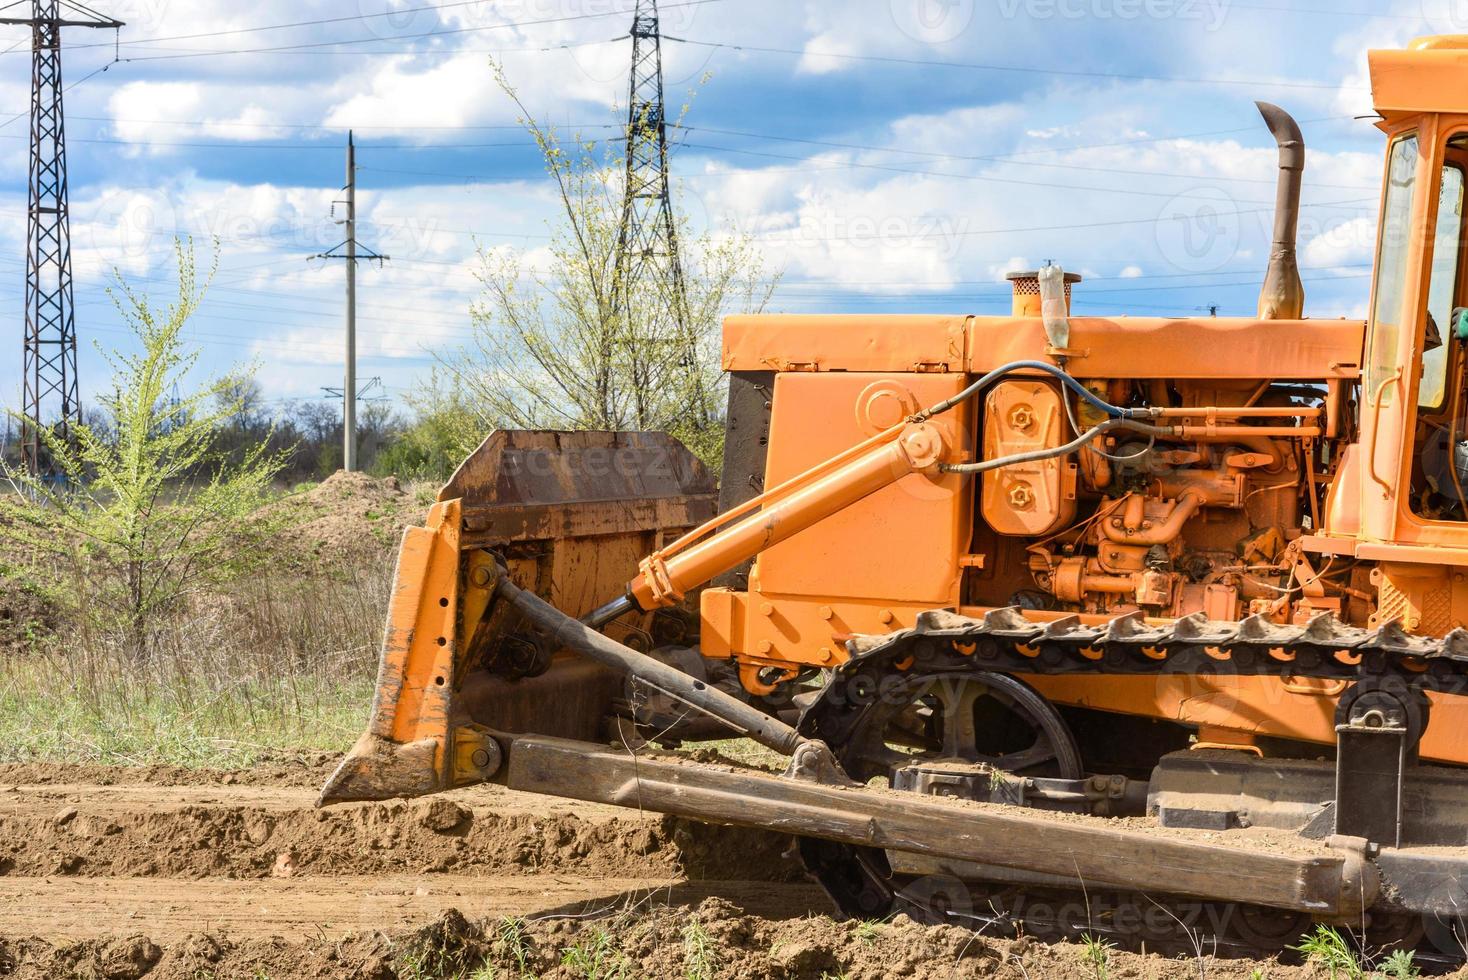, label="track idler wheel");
[796,669,1082,923]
